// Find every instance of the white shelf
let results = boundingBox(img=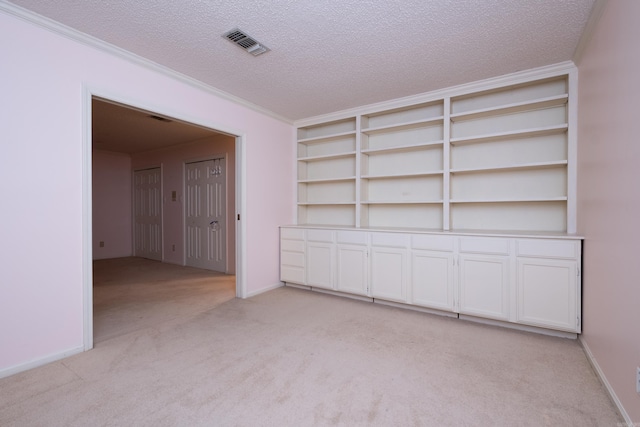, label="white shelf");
[361,171,443,180]
[361,117,444,134]
[450,197,568,204]
[298,151,356,162]
[298,176,356,183]
[450,160,567,175]
[296,70,574,233]
[450,124,568,146]
[361,140,444,155]
[298,201,356,206]
[361,200,443,205]
[450,94,568,122]
[298,130,357,144]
